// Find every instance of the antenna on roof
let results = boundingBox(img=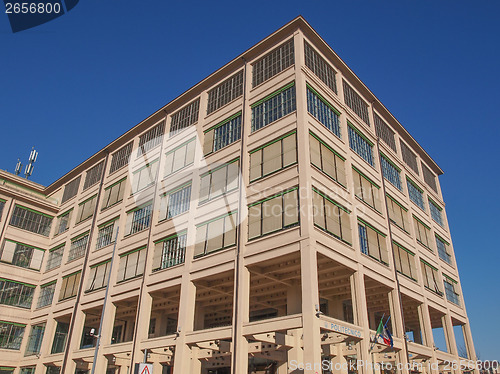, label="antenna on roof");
[14,158,22,176]
[24,147,38,179]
